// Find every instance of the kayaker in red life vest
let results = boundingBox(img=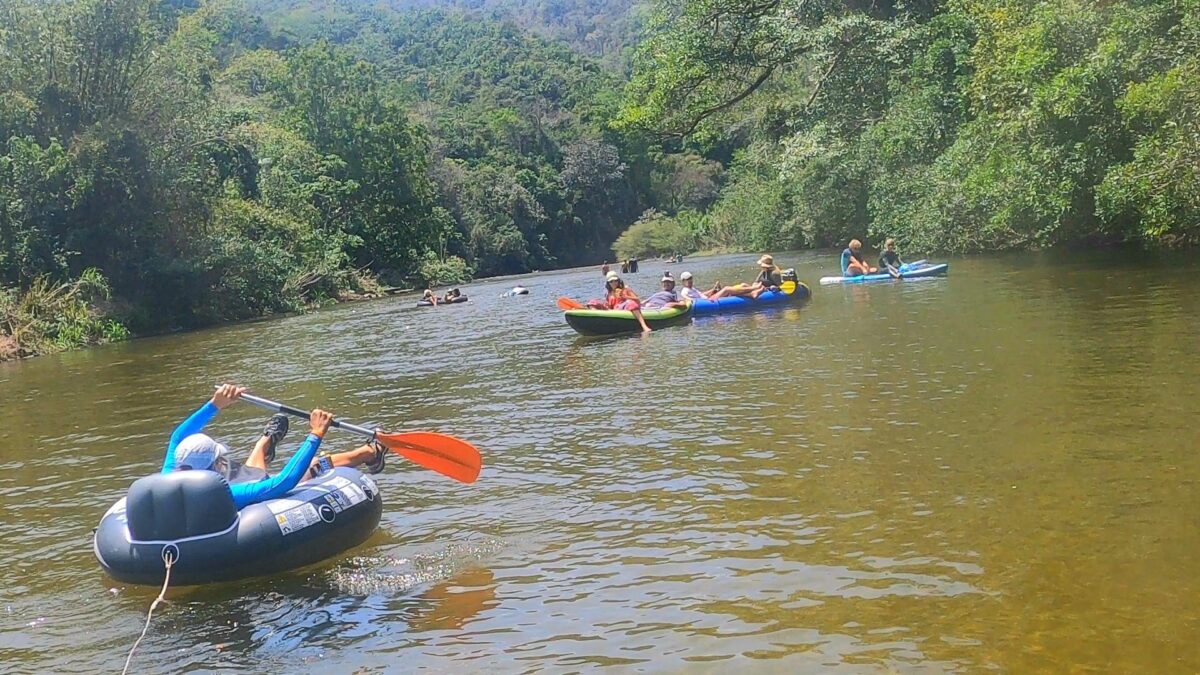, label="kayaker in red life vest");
[604,272,652,332]
[163,384,388,509]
